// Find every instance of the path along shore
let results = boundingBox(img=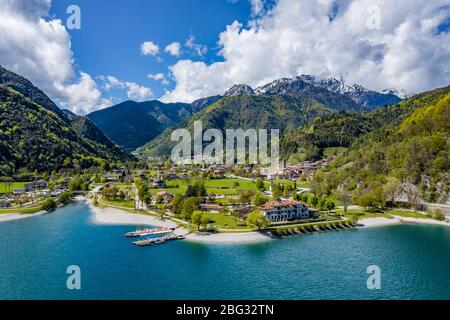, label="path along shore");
[2,198,449,243]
